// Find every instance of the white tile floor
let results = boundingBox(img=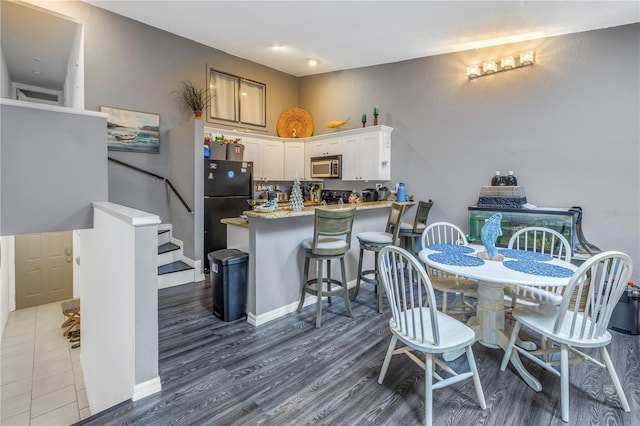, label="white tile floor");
[1,301,90,425]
